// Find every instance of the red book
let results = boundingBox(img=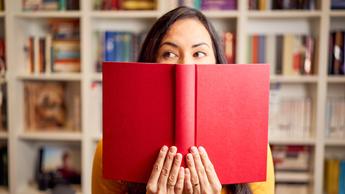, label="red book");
[103,62,270,184]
